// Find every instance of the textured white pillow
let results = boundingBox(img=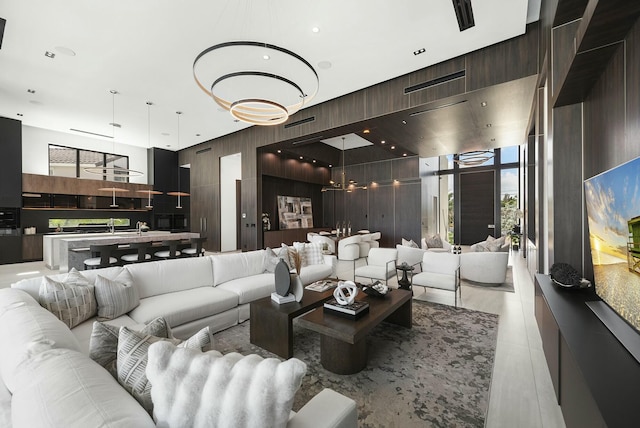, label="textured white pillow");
[89,317,172,377]
[94,269,139,320]
[304,242,324,266]
[262,247,280,273]
[117,326,212,414]
[38,268,97,328]
[402,238,419,248]
[146,341,307,428]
